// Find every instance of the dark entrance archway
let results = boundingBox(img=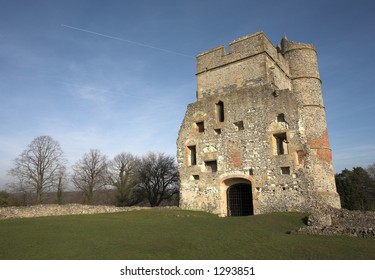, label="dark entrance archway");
[227,183,253,216]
